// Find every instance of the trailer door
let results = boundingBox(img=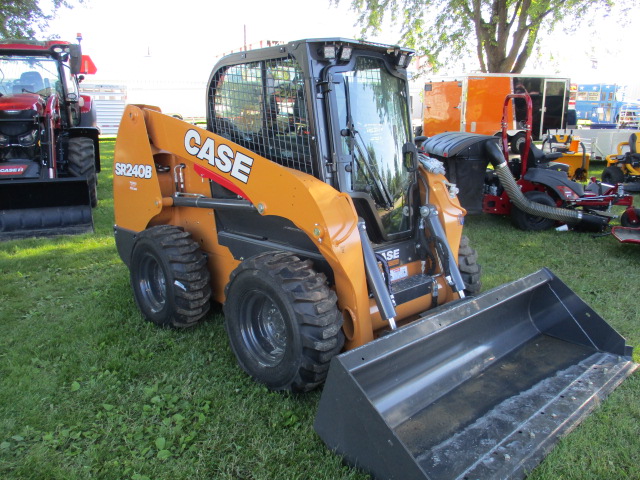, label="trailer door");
[540,79,569,138]
[423,80,462,136]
